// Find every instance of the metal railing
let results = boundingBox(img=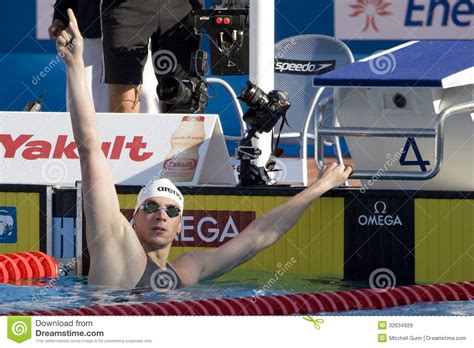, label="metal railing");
[315,101,474,180]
